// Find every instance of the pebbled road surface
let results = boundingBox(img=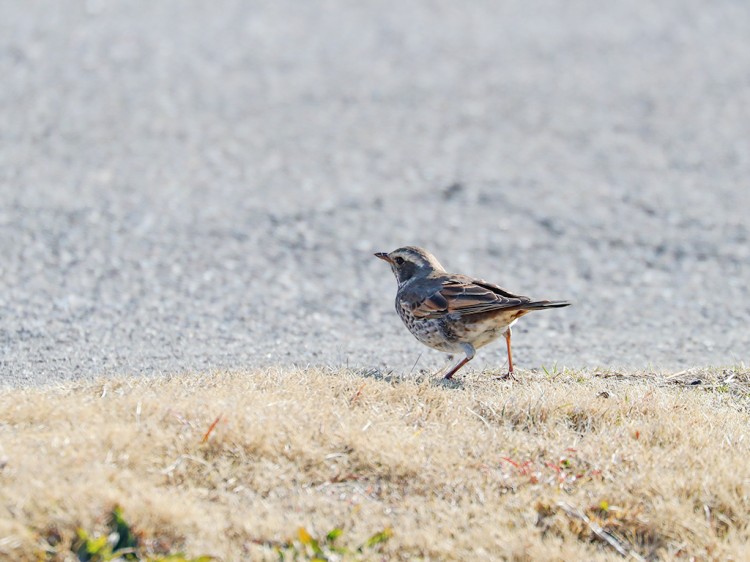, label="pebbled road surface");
[2,1,749,385]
